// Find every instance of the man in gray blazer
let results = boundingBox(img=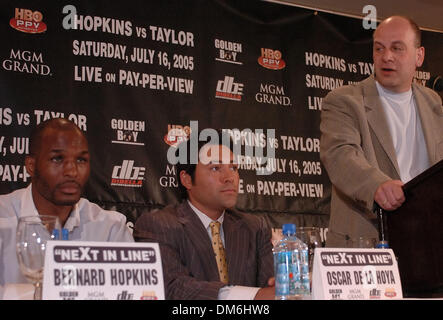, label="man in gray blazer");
[135,131,275,299]
[320,16,443,247]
